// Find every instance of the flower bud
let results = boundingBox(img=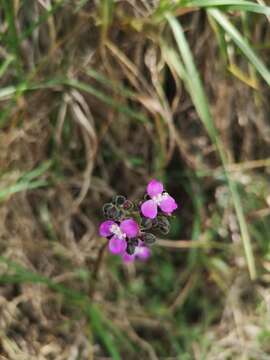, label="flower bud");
[141,217,152,230]
[114,195,126,206]
[158,216,170,227]
[141,232,156,245]
[127,243,136,255]
[157,216,170,234]
[103,203,113,216]
[123,200,133,210]
[158,224,170,235]
[114,209,124,221]
[151,218,159,228]
[106,205,120,220]
[130,238,139,246]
